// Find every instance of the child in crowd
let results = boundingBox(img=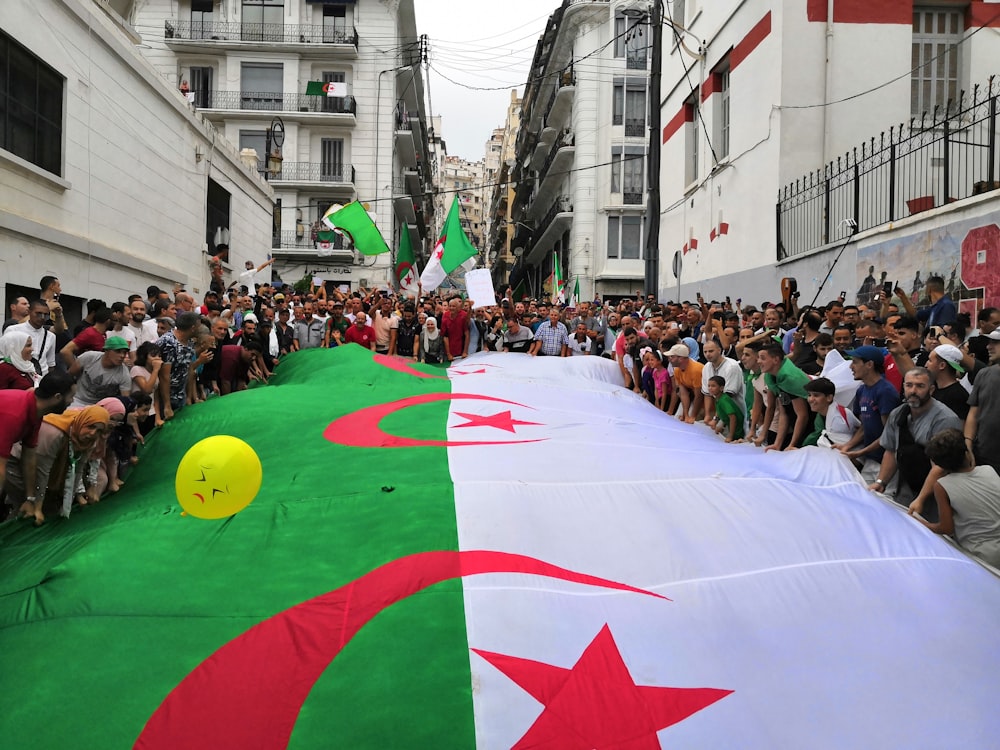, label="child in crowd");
[802,377,860,448]
[643,348,671,411]
[707,375,744,442]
